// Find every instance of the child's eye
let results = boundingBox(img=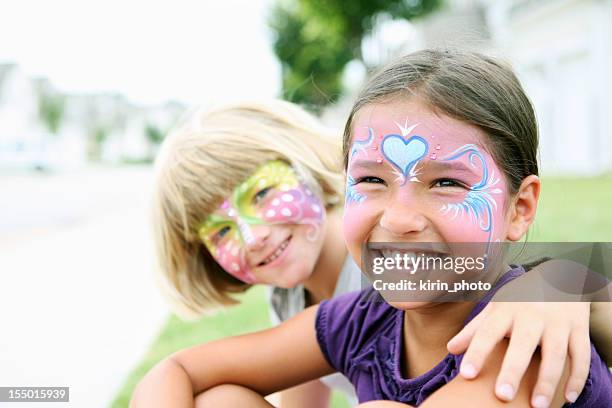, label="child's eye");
[353,176,386,185]
[212,226,231,243]
[432,178,466,189]
[253,187,272,204]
